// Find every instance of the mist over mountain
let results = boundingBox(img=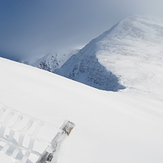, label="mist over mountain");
[1,0,163,61]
